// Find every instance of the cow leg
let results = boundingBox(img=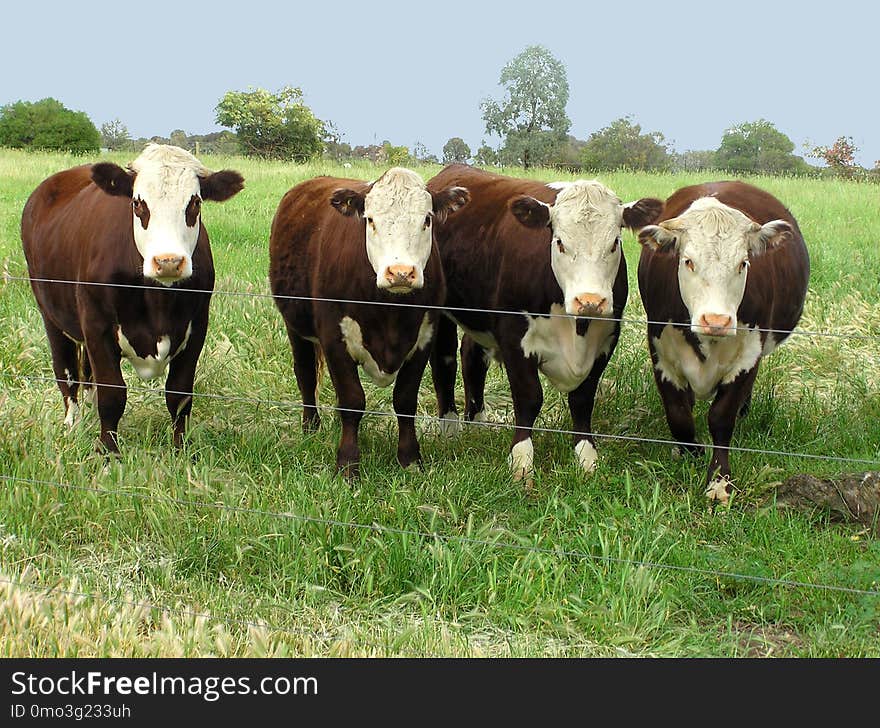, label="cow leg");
[393,348,431,470]
[40,314,82,428]
[288,326,322,432]
[502,349,543,488]
[705,365,760,504]
[322,341,366,480]
[83,330,126,454]
[165,313,208,449]
[567,358,609,475]
[654,370,699,458]
[462,335,490,422]
[430,314,460,435]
